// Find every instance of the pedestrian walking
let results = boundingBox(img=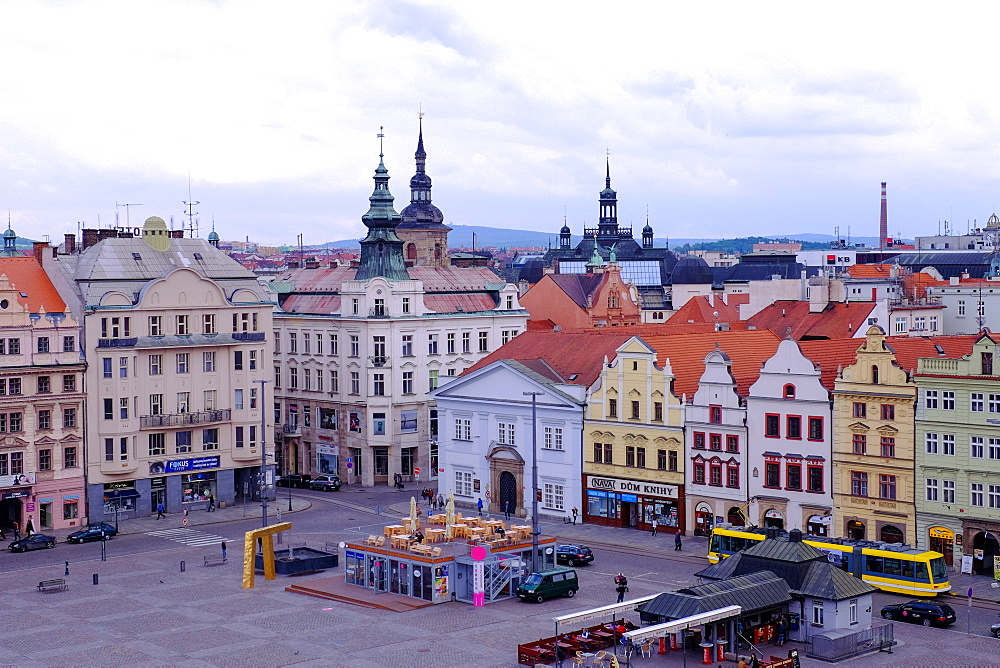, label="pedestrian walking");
[221,540,227,562]
[675,531,683,551]
[503,501,511,520]
[437,493,444,509]
[156,502,165,519]
[12,521,20,541]
[207,494,215,512]
[25,518,34,536]
[0,525,6,540]
[477,498,483,516]
[650,516,658,536]
[571,507,578,524]
[616,581,629,603]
